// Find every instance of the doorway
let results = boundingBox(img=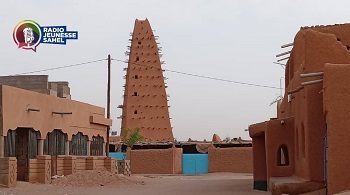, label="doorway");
[15,128,38,181]
[182,154,208,174]
[44,129,66,176]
